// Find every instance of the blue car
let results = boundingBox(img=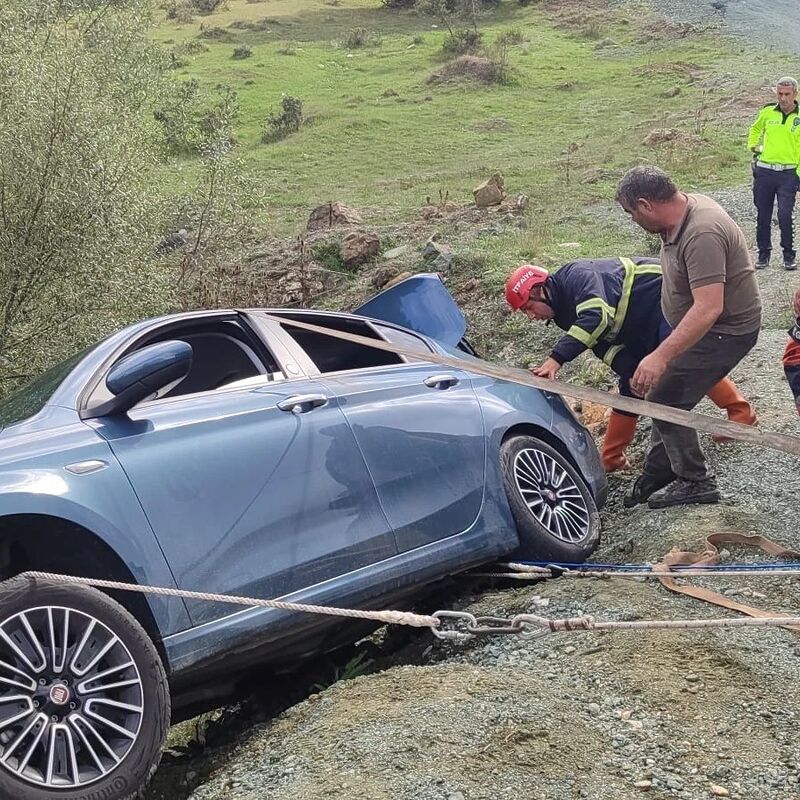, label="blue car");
[0,274,605,800]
